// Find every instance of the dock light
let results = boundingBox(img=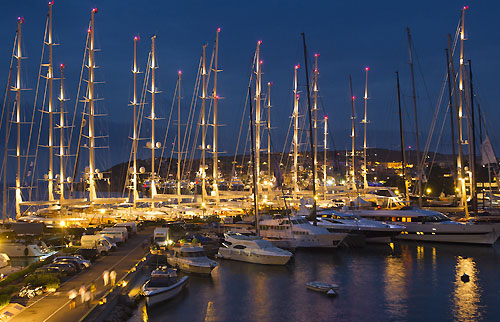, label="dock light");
[426,188,431,194]
[122,281,128,287]
[59,221,66,227]
[99,209,106,214]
